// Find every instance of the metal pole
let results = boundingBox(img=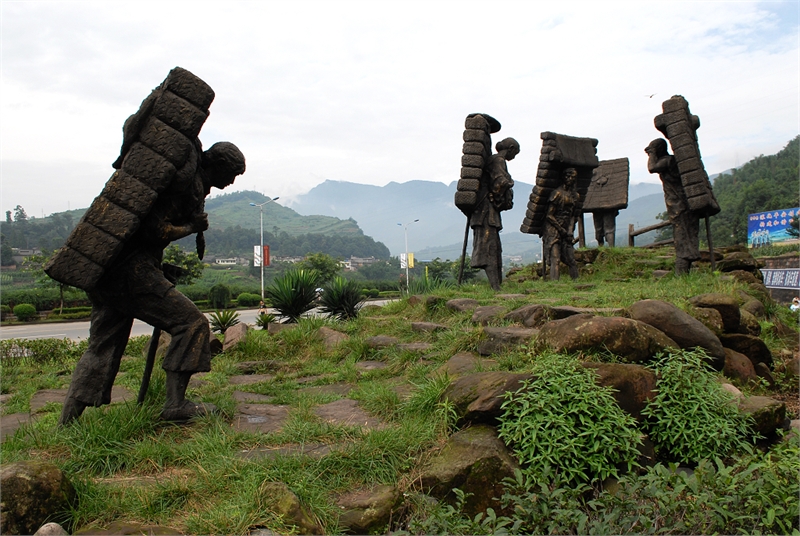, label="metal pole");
[259,206,264,300]
[404,223,410,286]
